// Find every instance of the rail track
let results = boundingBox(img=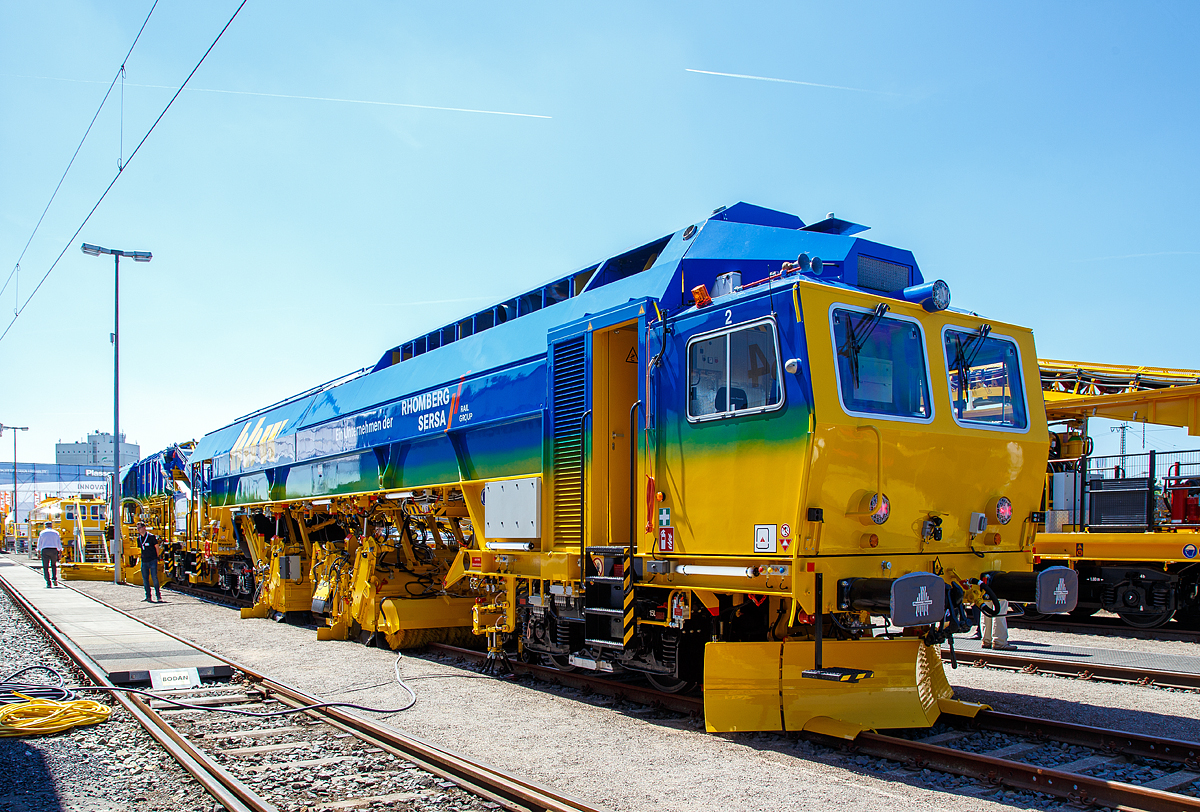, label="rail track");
[1012,615,1200,644]
[165,580,253,610]
[943,645,1200,692]
[17,577,1200,811]
[1,579,608,812]
[429,645,1200,811]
